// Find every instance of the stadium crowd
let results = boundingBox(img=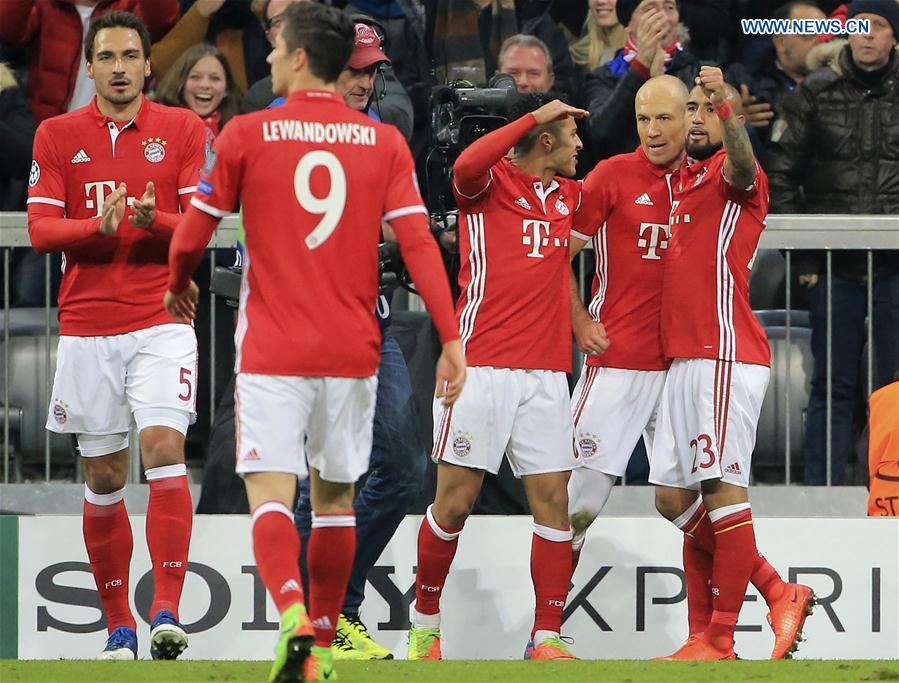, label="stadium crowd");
[2,0,897,674]
[2,0,896,488]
